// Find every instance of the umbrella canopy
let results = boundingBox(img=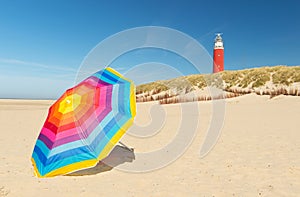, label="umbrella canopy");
[31,67,136,177]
